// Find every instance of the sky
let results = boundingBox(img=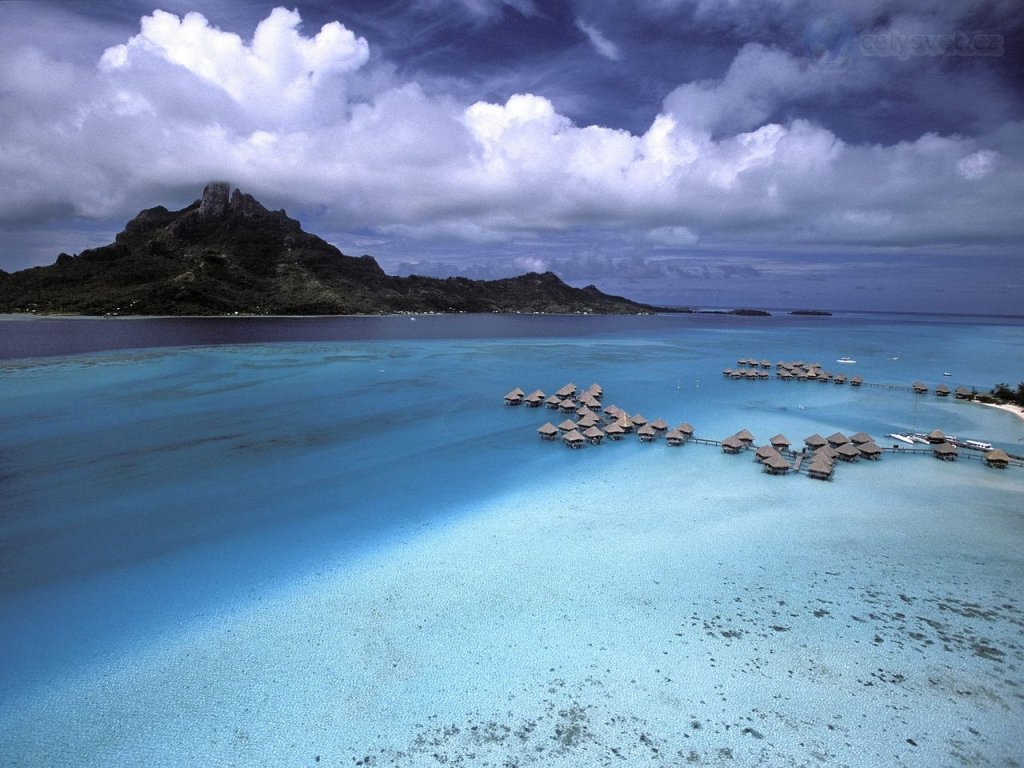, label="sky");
[1,1,1022,313]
